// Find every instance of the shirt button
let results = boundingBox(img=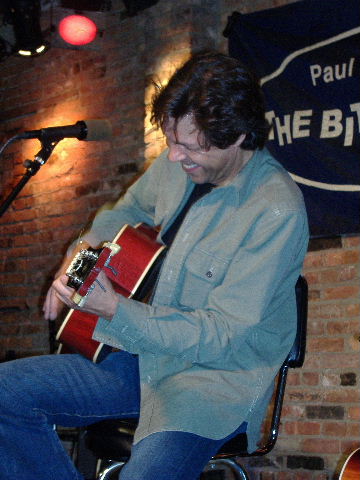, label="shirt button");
[206,271,213,278]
